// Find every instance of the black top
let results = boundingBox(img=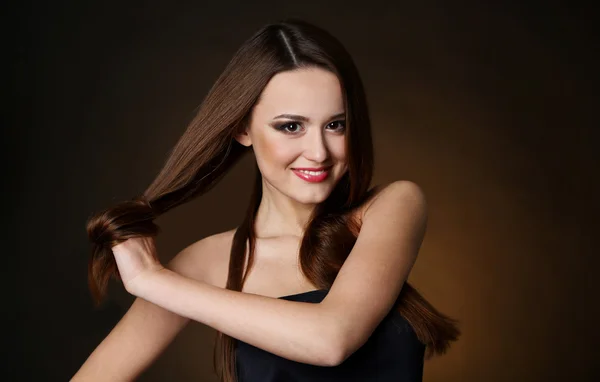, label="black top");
[235,288,425,382]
